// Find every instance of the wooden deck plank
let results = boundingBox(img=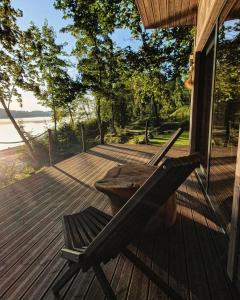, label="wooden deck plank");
[167,199,190,300]
[126,236,153,300]
[178,178,211,300]
[0,144,237,300]
[189,175,237,300]
[22,197,111,300]
[184,174,232,300]
[148,226,169,300]
[114,243,139,300]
